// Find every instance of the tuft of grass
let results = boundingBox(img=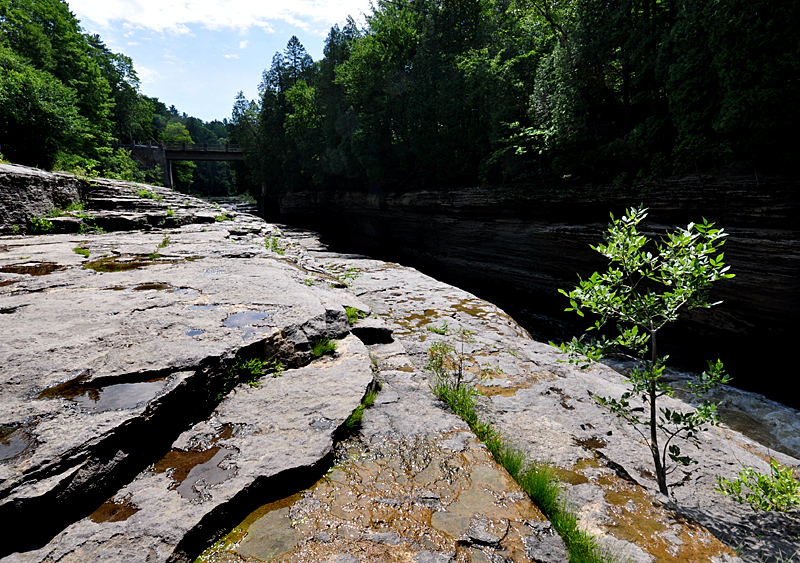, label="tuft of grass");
[215,212,233,222]
[73,247,90,257]
[311,337,337,358]
[147,252,161,260]
[137,188,163,200]
[428,344,610,563]
[166,208,175,217]
[303,277,315,286]
[270,358,286,377]
[426,320,449,335]
[65,201,84,212]
[344,381,382,431]
[158,235,171,248]
[215,356,265,401]
[345,306,367,325]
